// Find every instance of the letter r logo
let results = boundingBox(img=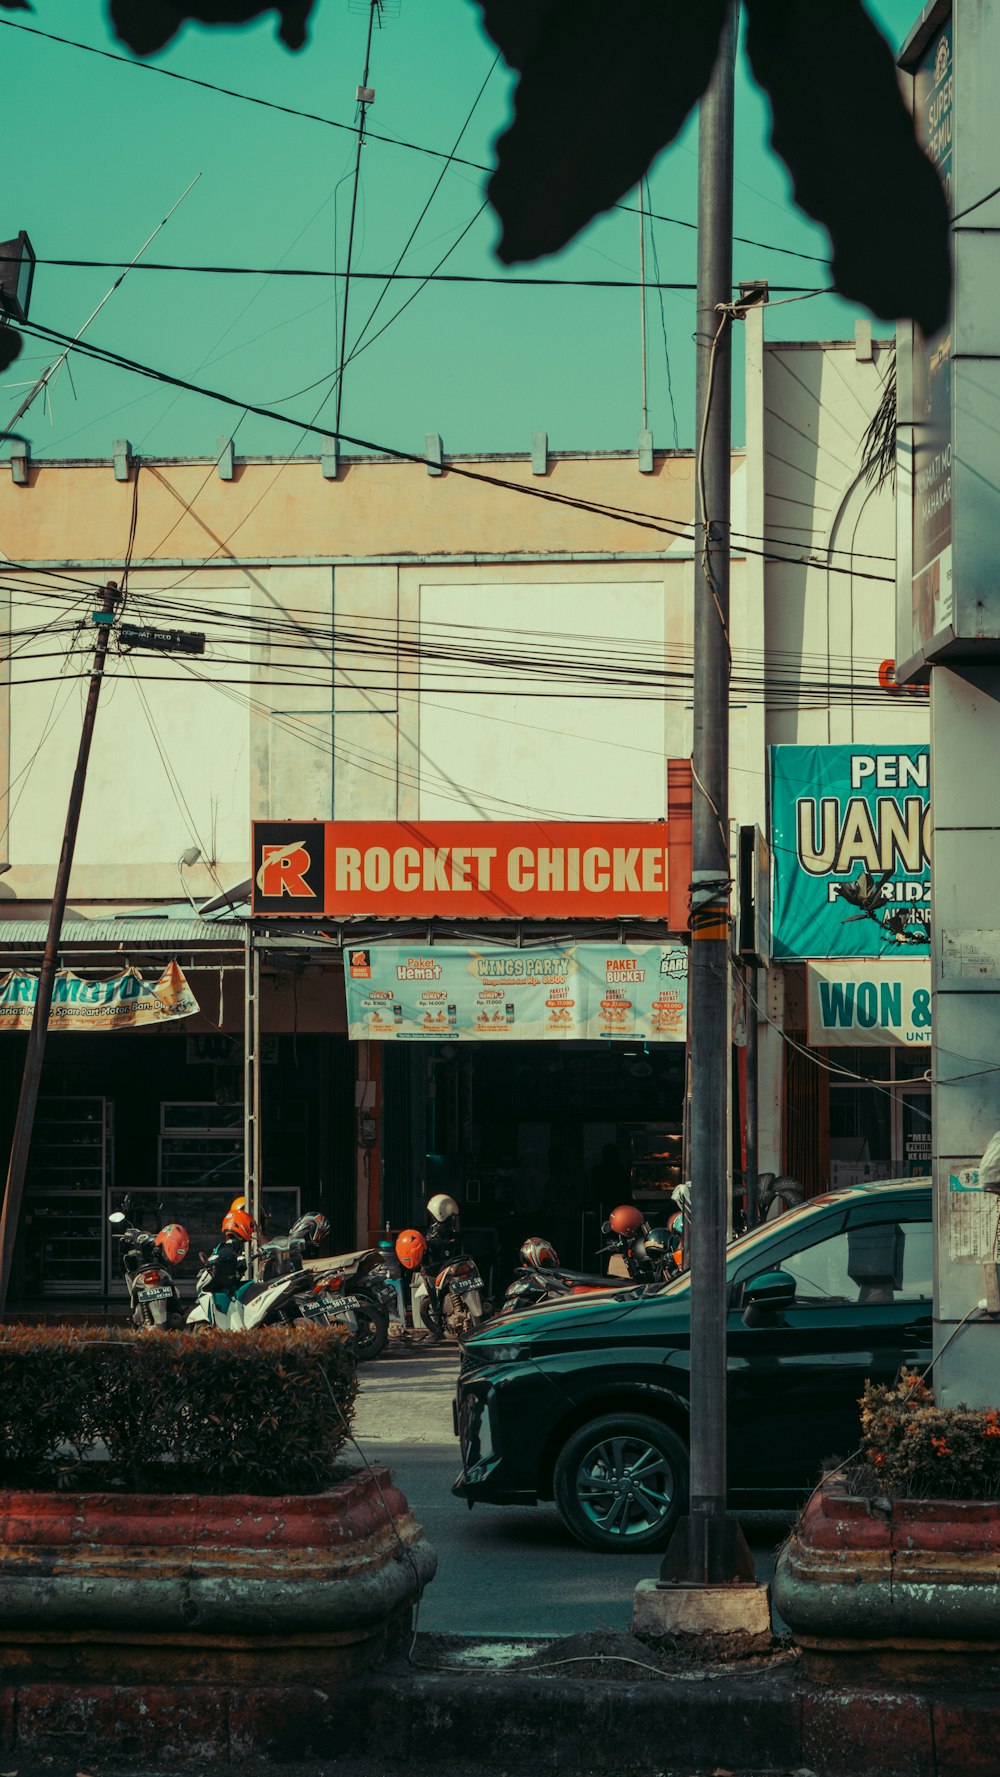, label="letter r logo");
[256,840,315,899]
